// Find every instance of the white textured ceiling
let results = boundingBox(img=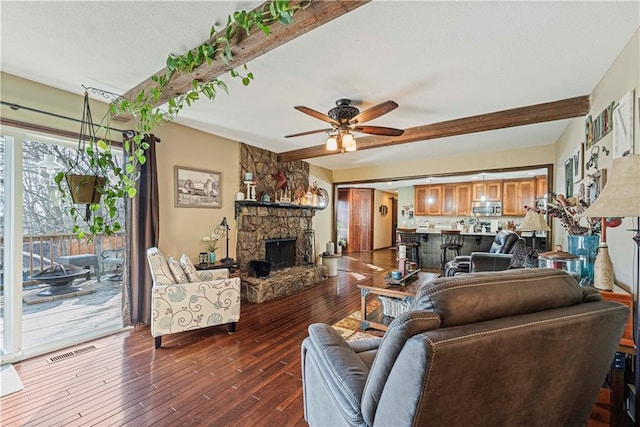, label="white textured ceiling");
[1,1,639,172]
